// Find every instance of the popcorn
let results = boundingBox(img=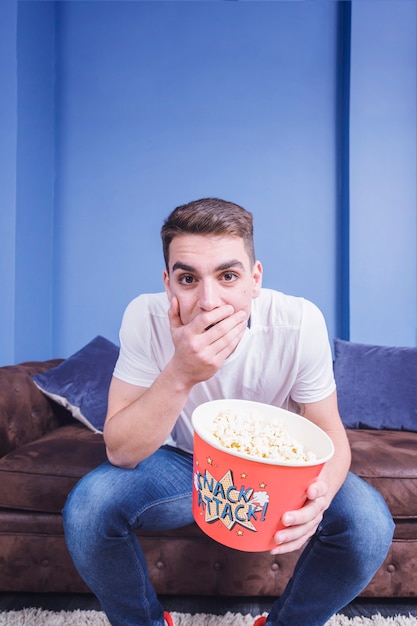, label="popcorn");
[210,409,317,463]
